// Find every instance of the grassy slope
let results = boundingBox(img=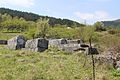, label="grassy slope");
[0,32,119,80]
[0,33,21,40]
[0,45,119,80]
